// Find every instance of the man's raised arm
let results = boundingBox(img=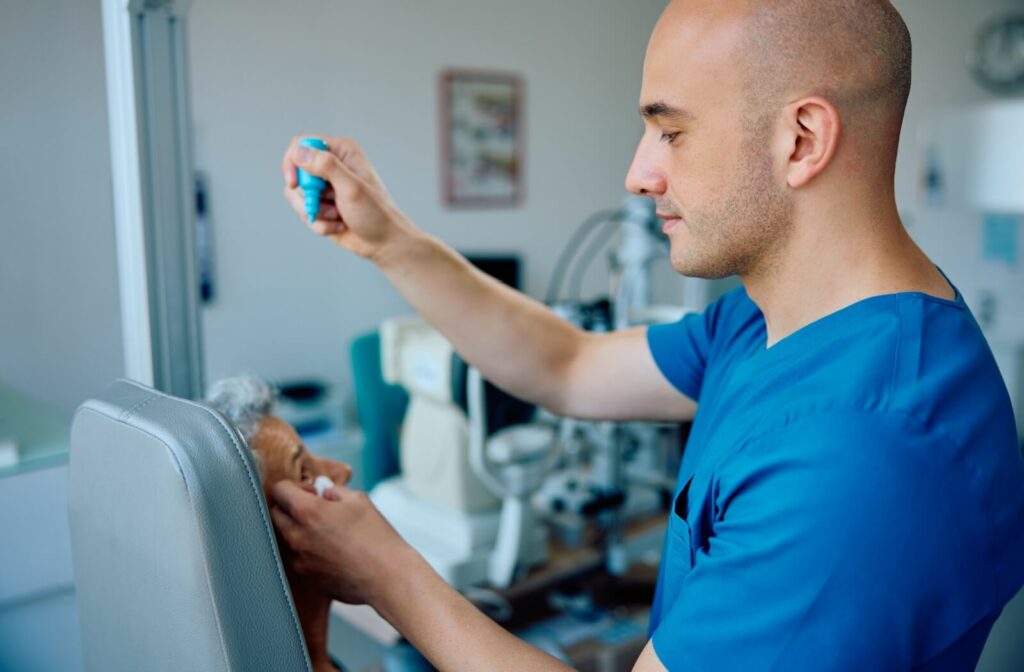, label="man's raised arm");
[282,136,695,422]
